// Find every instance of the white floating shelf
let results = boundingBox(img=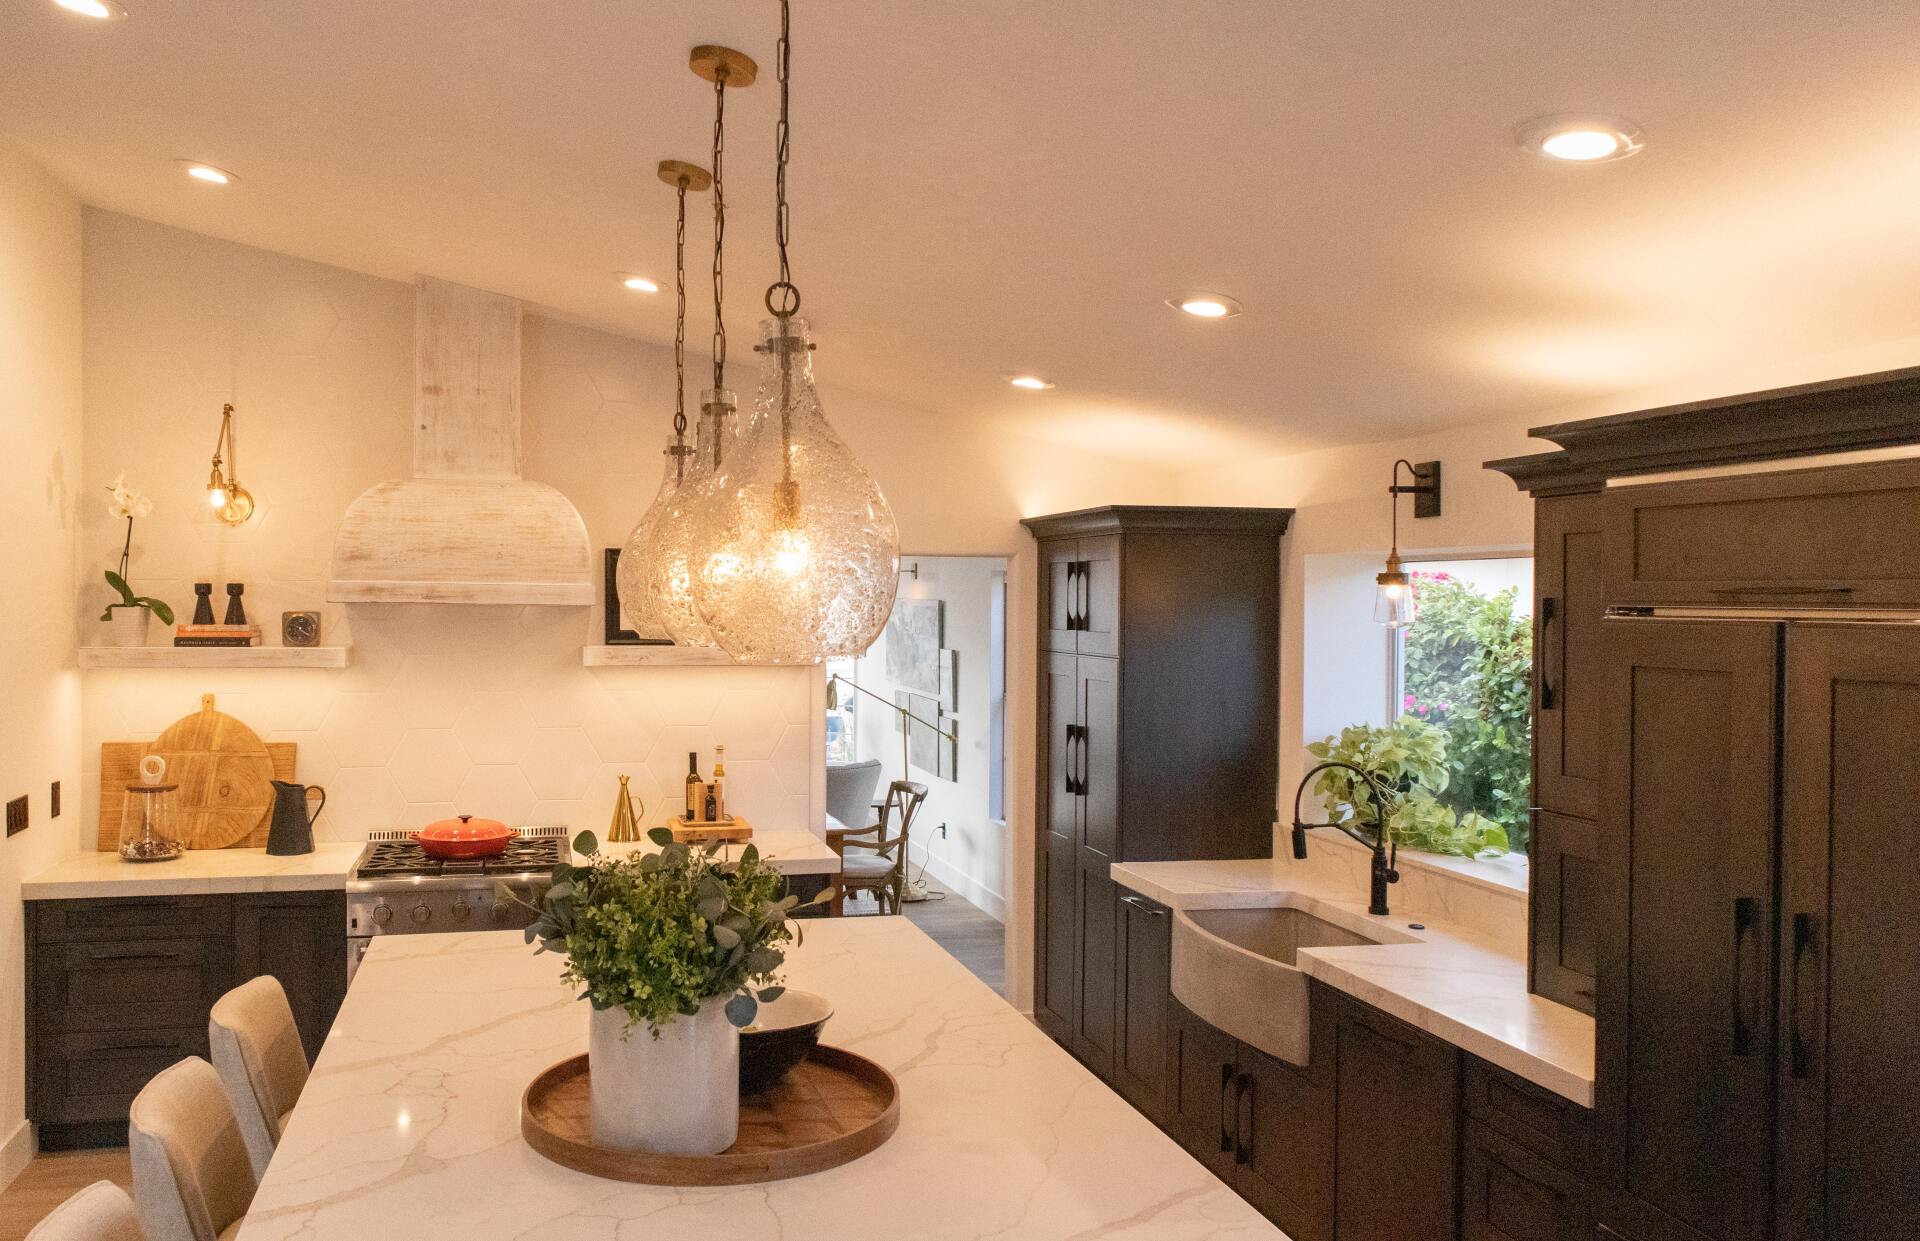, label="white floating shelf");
[78,646,353,670]
[582,645,767,668]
